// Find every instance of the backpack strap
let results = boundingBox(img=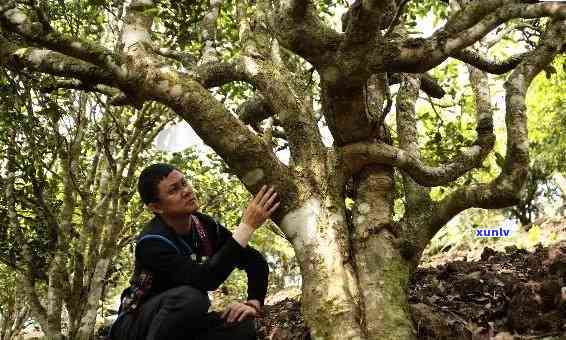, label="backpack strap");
[137,234,181,254]
[137,234,195,255]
